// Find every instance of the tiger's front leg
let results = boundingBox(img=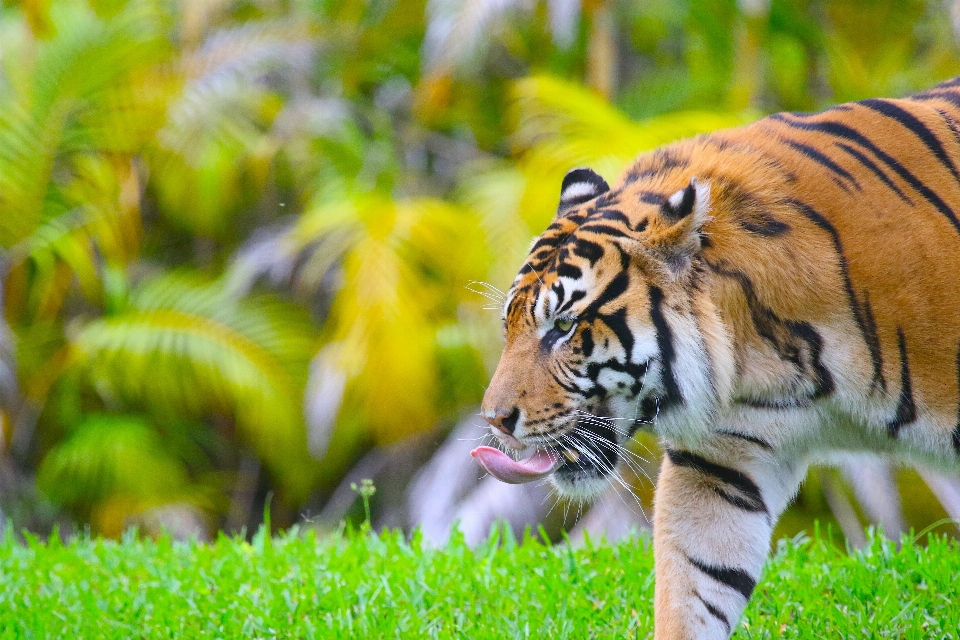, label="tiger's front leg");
[653,442,807,639]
